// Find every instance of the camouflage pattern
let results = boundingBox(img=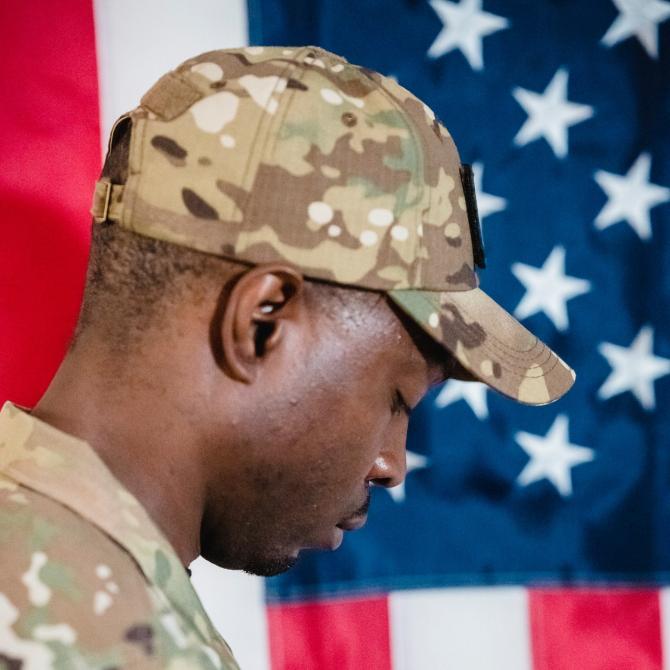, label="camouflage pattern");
[90,45,576,405]
[389,289,576,405]
[0,402,240,669]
